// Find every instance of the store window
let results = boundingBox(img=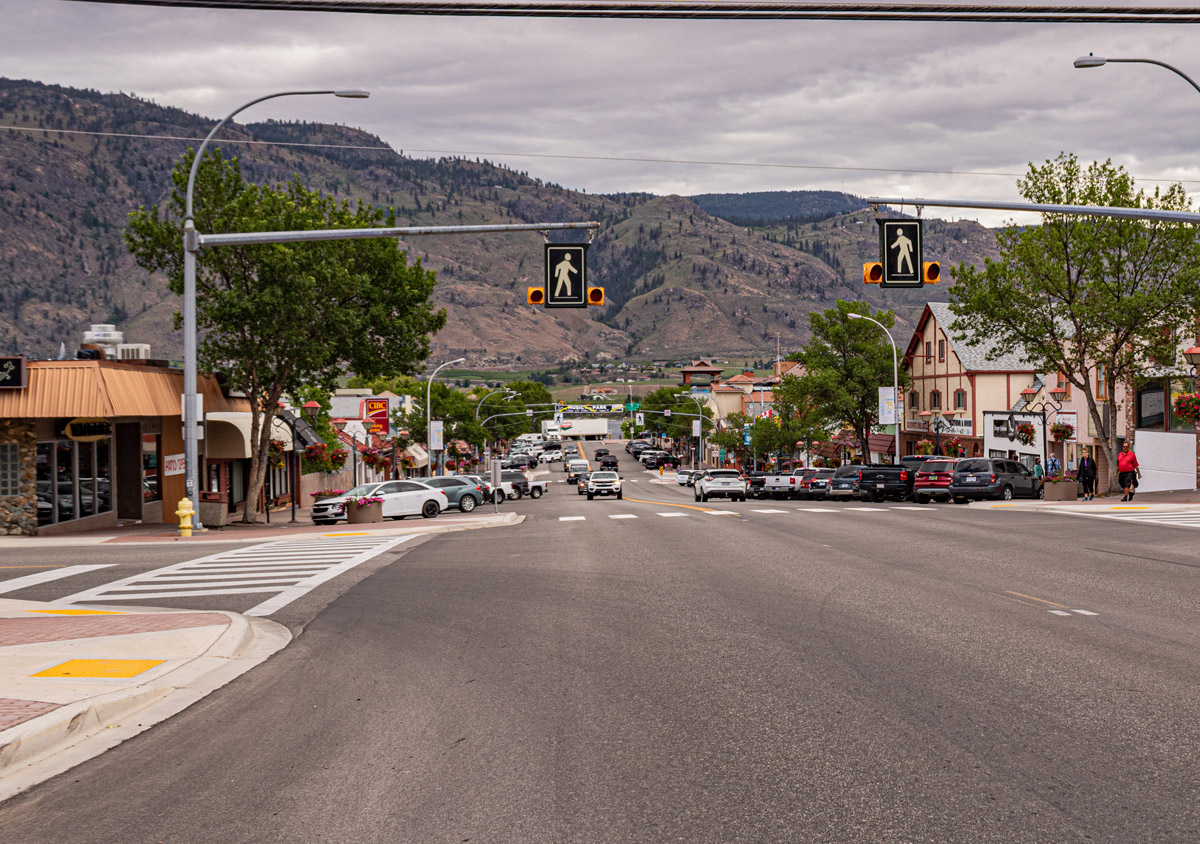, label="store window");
[954,389,967,411]
[1056,371,1072,400]
[142,434,161,503]
[1137,380,1165,429]
[1168,378,1196,432]
[34,436,114,525]
[0,443,18,497]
